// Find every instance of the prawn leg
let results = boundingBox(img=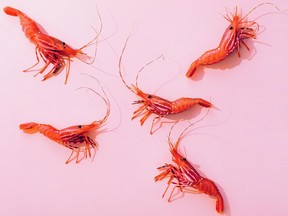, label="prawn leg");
[42,61,65,81]
[34,61,51,77]
[85,136,96,158]
[139,111,152,126]
[64,58,71,84]
[23,48,41,72]
[167,184,186,202]
[241,40,250,51]
[162,175,175,199]
[77,150,87,163]
[181,187,201,194]
[65,150,77,164]
[150,117,178,135]
[150,116,161,135]
[132,104,147,117]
